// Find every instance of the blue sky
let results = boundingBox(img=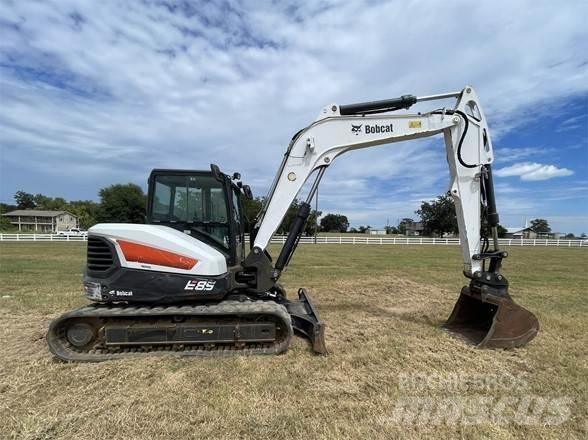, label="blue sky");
[1,0,587,233]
